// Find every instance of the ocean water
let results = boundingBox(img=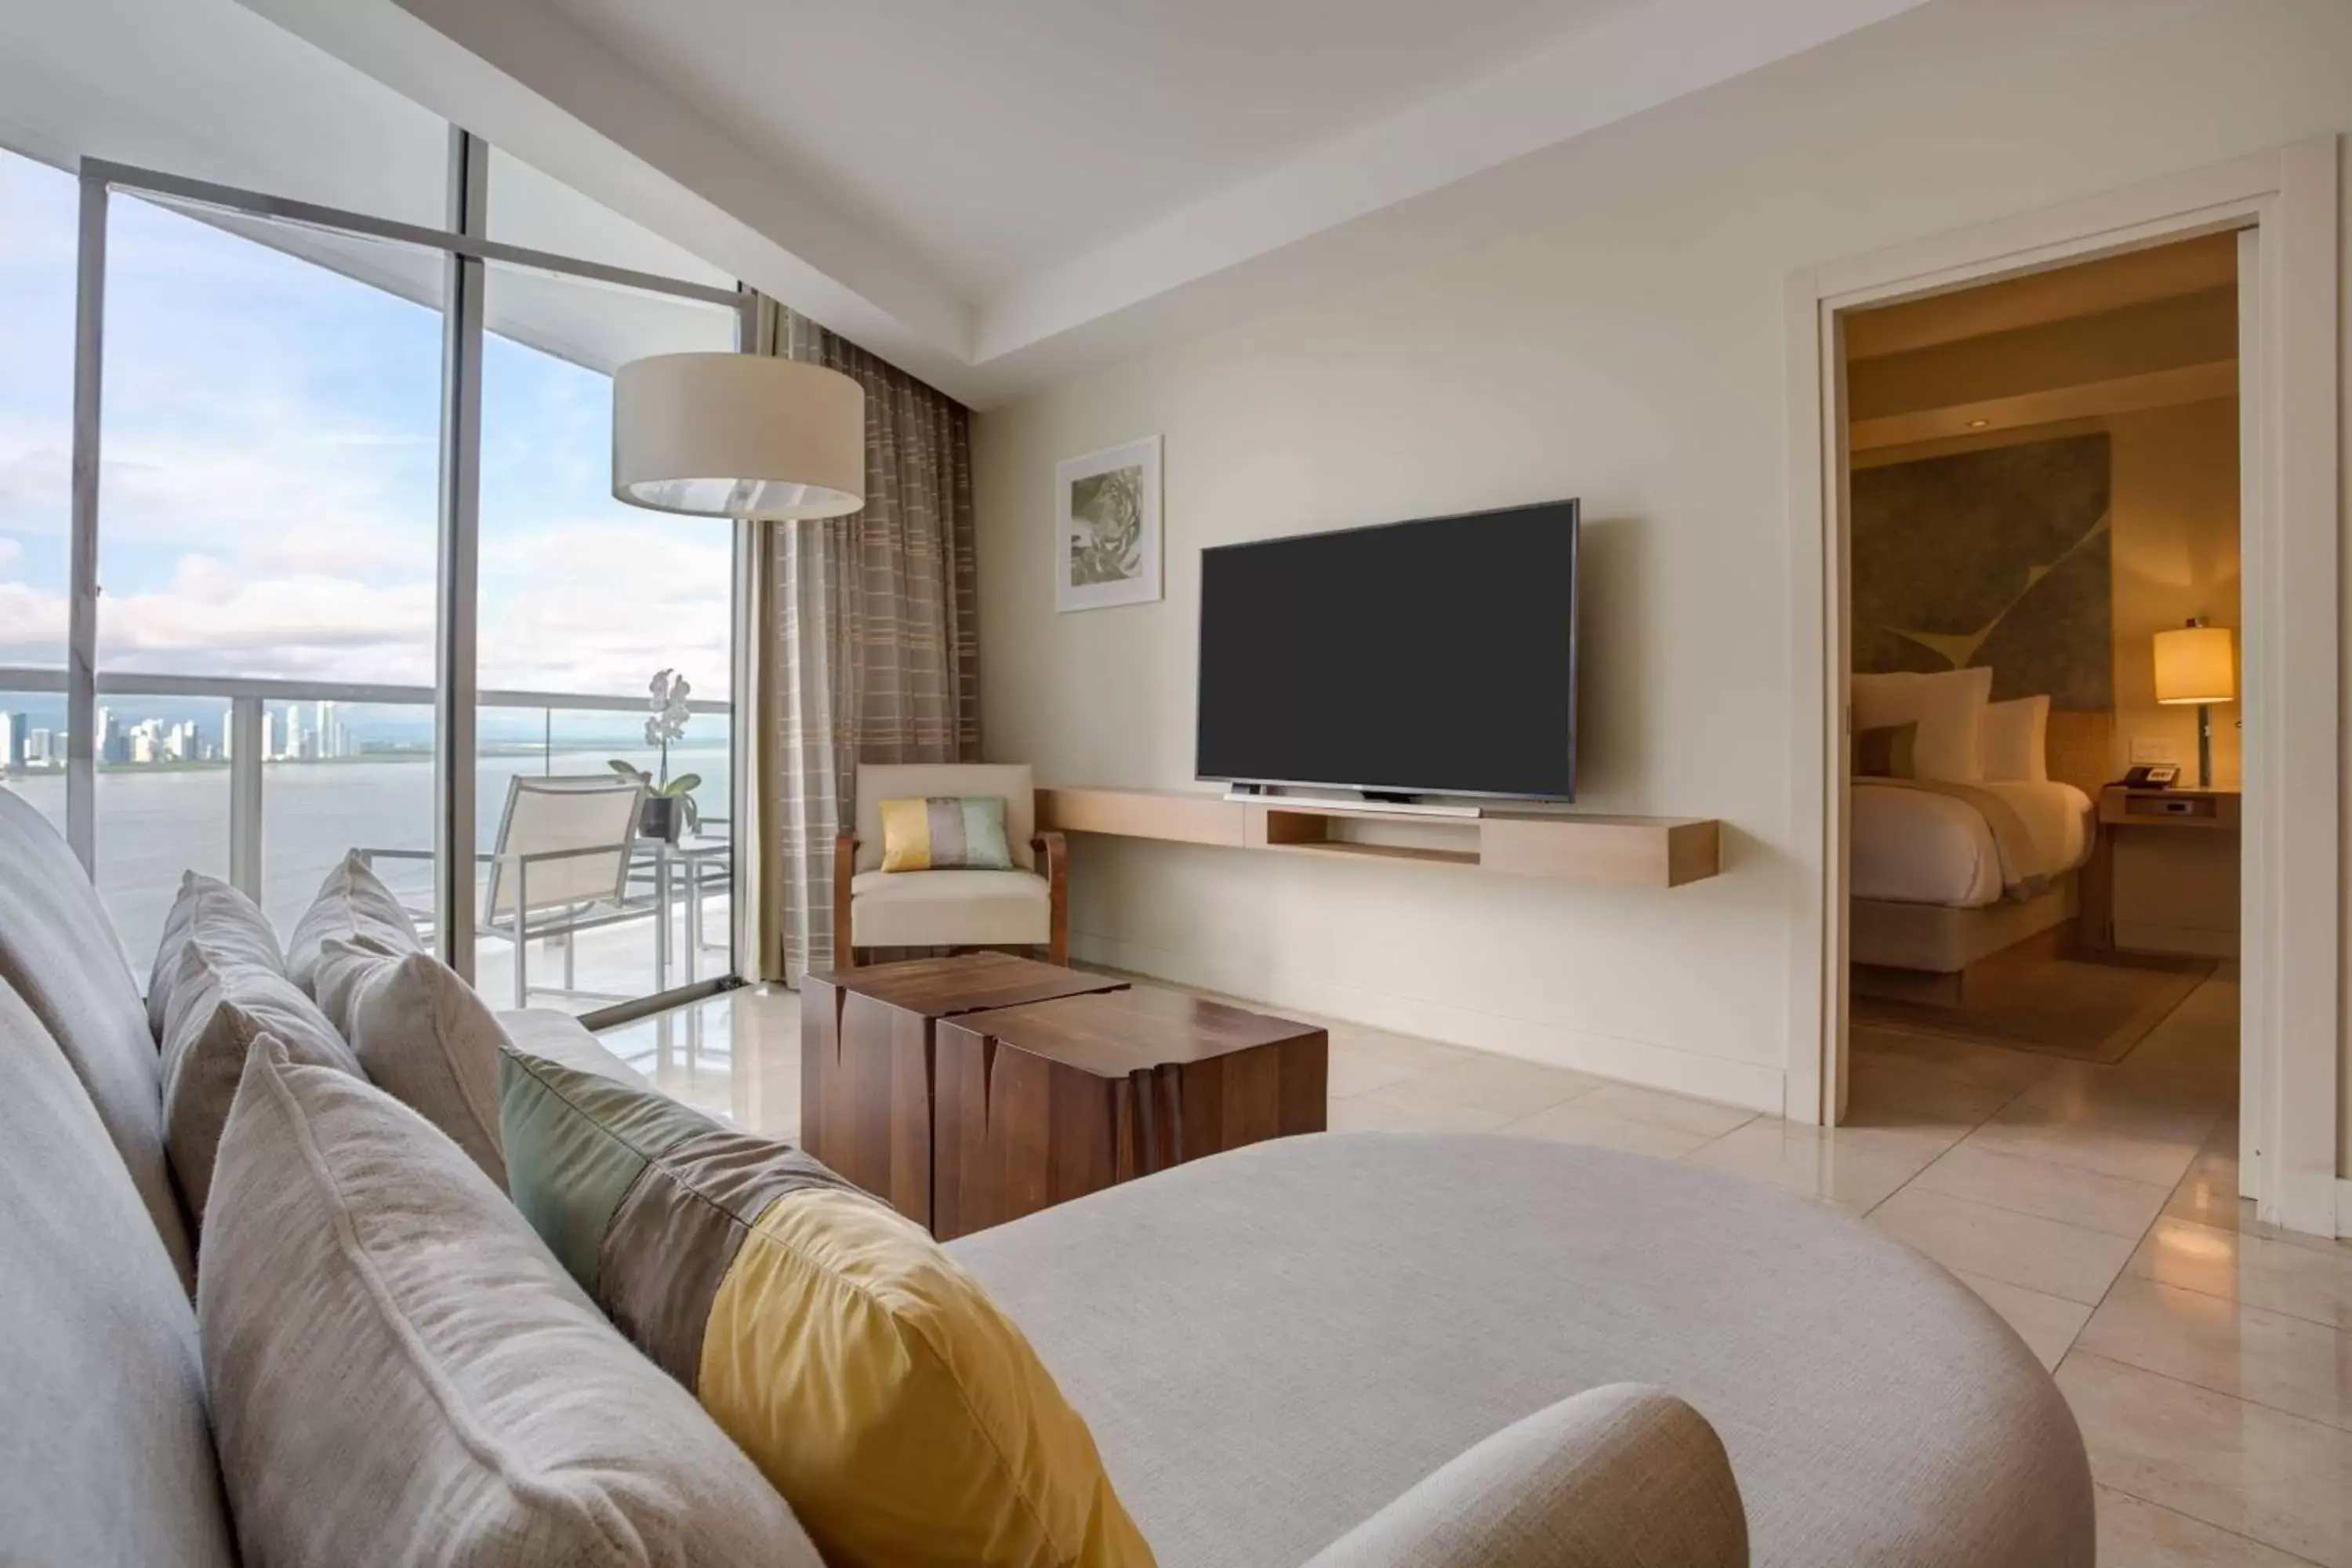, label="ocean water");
[6,742,731,970]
